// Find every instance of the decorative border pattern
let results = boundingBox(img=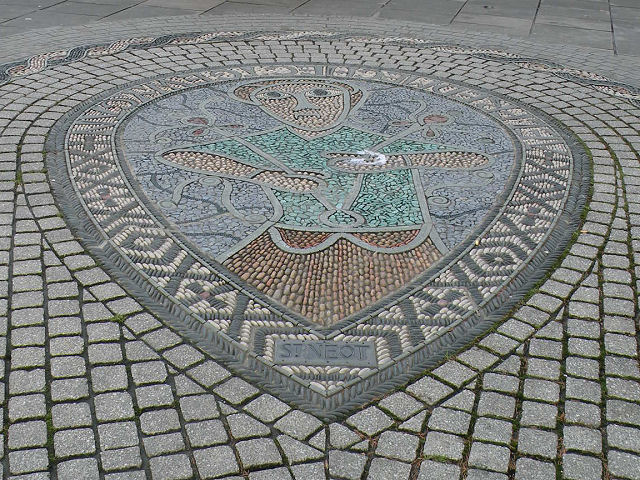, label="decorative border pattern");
[44,42,590,418]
